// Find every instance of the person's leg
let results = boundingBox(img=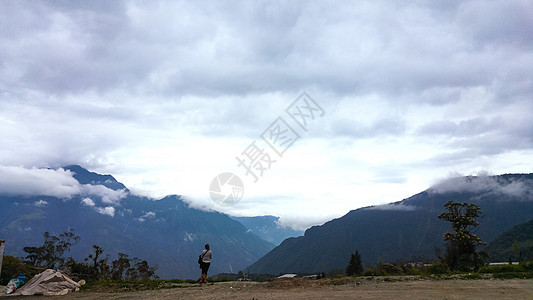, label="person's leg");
[203,263,210,283]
